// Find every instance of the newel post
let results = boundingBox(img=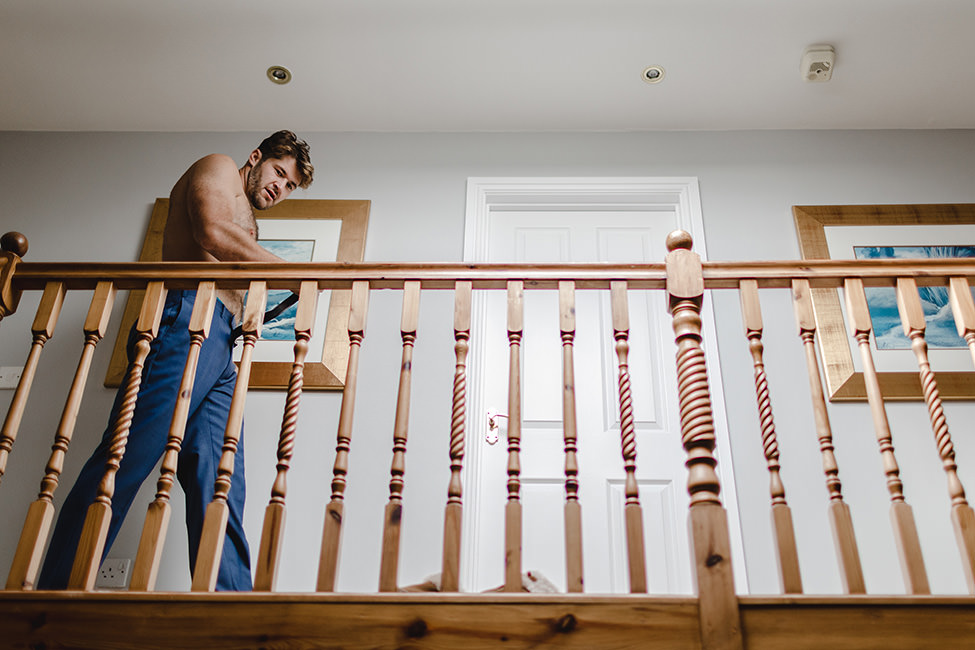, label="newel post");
[0,232,29,319]
[665,230,743,650]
